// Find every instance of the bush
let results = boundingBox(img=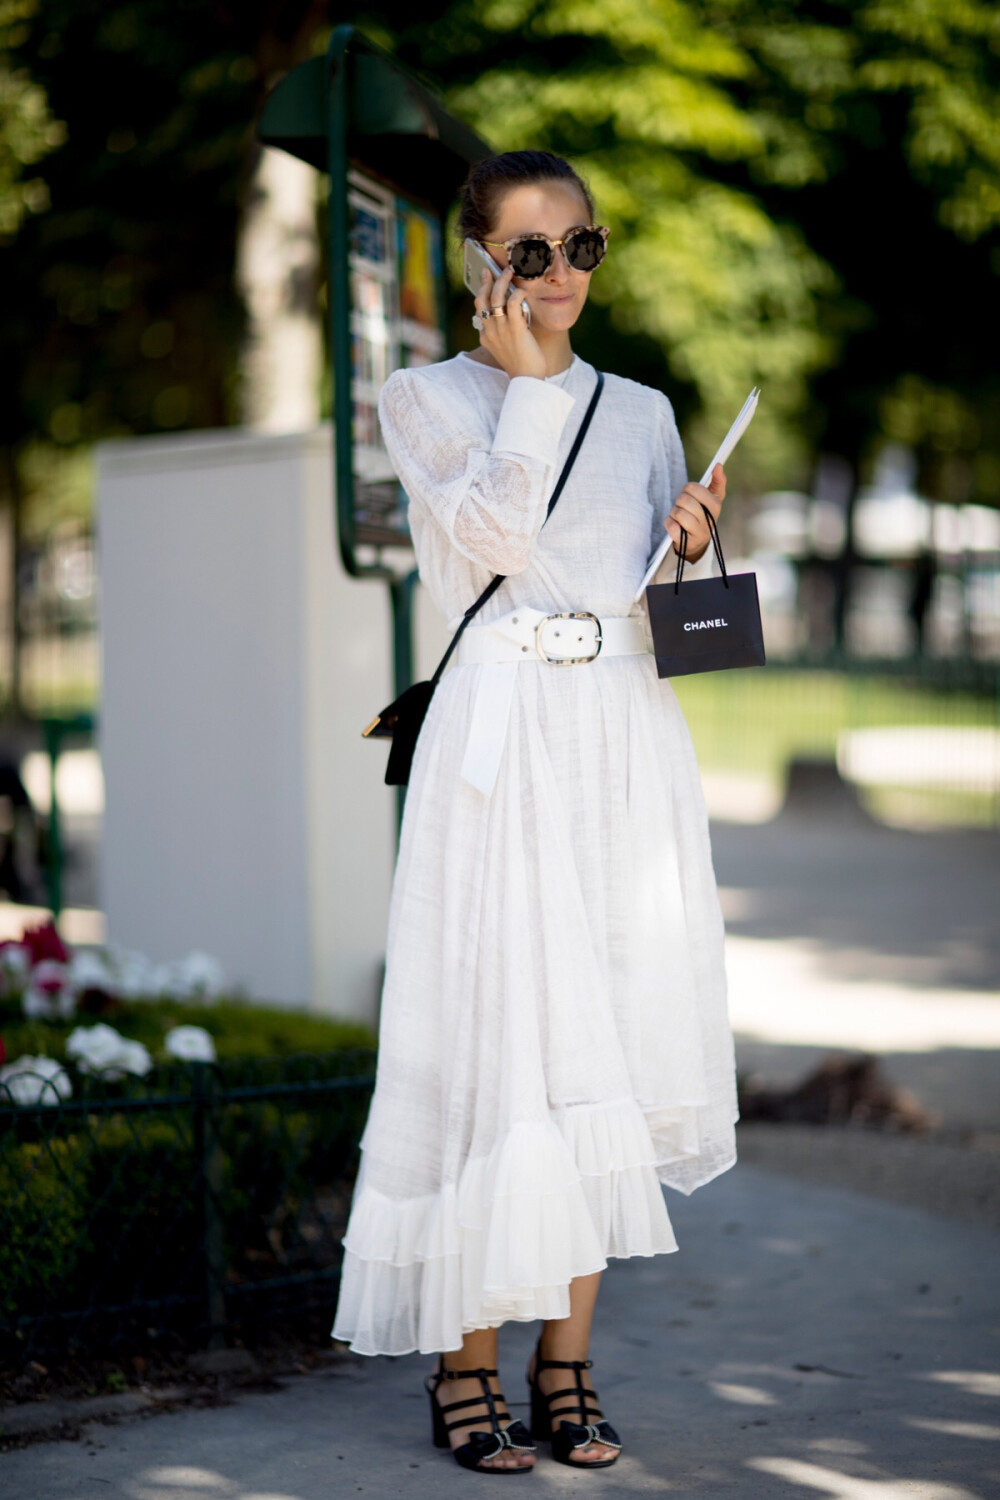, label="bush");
[0,1136,87,1319]
[0,1050,376,1355]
